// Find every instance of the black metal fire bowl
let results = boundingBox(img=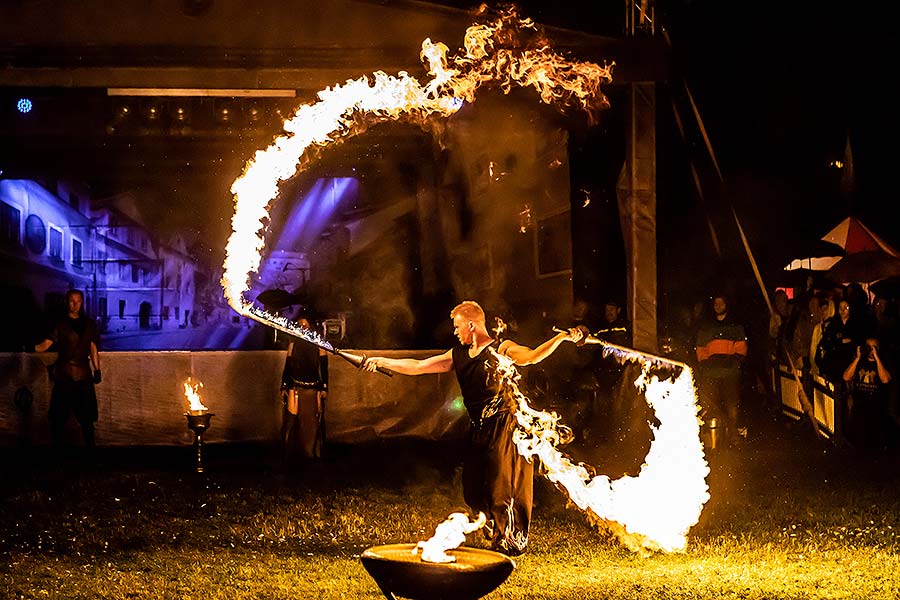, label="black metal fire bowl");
[360,543,515,600]
[184,410,213,432]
